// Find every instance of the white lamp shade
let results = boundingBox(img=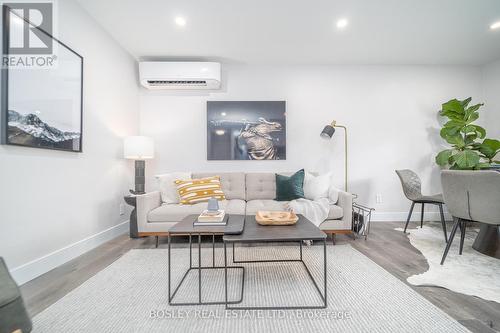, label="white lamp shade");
[124,136,154,159]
